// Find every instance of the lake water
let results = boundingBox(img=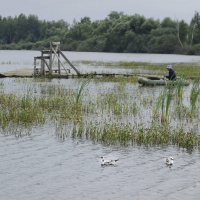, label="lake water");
[0,51,200,200]
[1,50,200,73]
